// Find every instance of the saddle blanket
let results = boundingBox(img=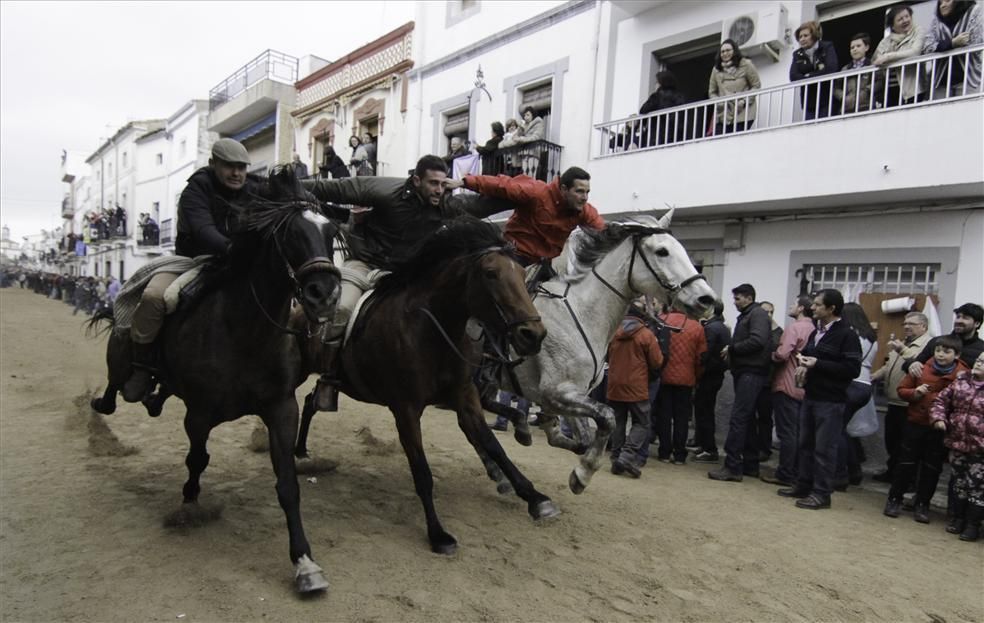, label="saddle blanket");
[112,255,212,334]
